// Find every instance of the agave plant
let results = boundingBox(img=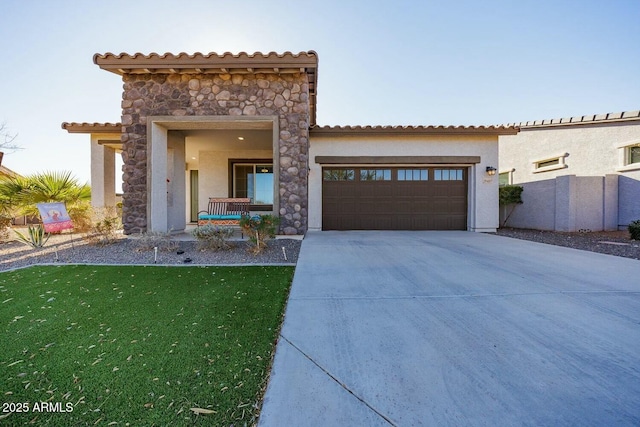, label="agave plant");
[14,224,50,248]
